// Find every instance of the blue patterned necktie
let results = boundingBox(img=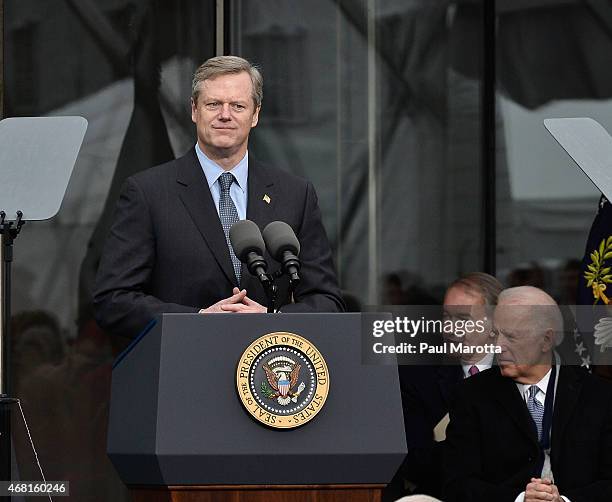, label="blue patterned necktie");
[218,172,241,283]
[527,385,544,441]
